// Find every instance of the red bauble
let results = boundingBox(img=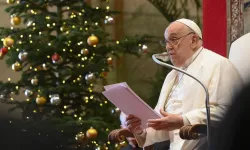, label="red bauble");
[0,47,8,55]
[52,53,60,61]
[107,57,113,65]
